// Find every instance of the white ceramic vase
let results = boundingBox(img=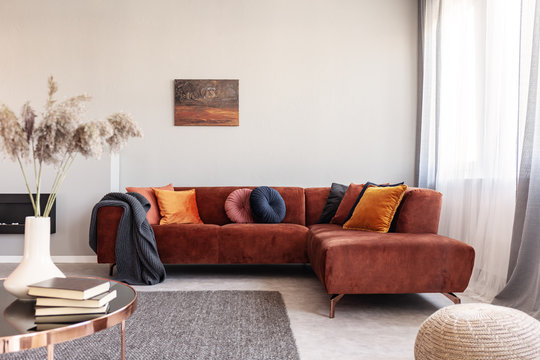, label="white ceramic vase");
[3,216,65,300]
